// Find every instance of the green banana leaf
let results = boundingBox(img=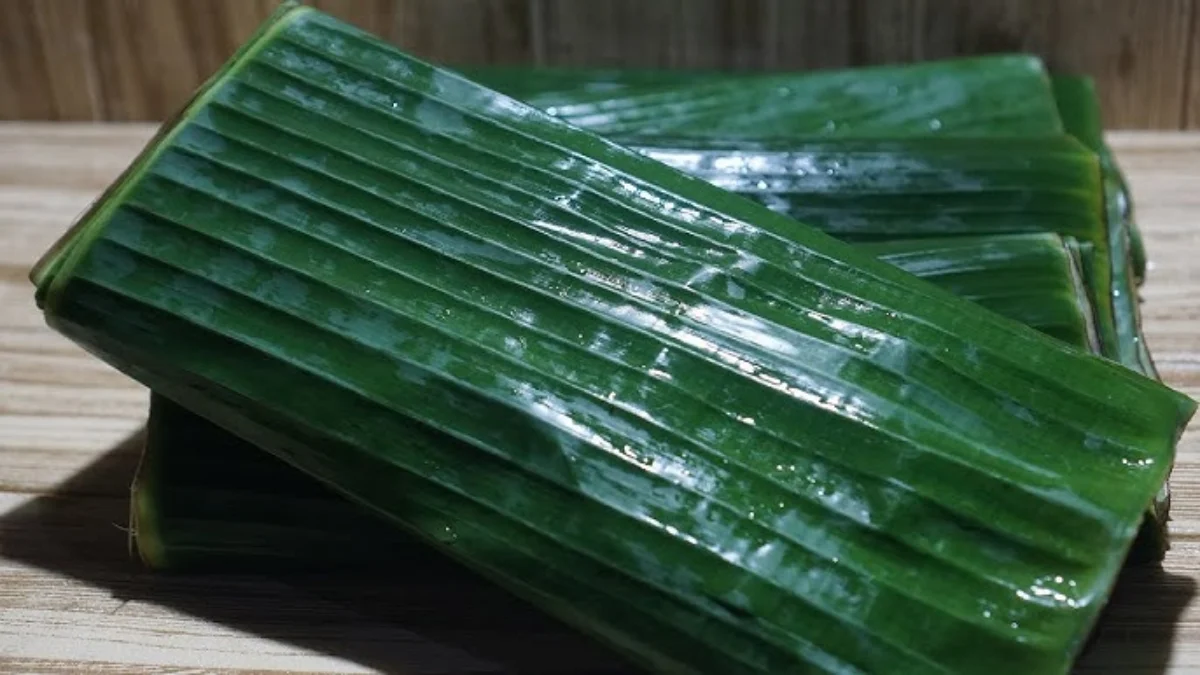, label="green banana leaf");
[1050,77,1163,555]
[132,232,1102,570]
[465,56,1064,138]
[175,62,1173,556]
[133,395,417,570]
[862,234,1099,350]
[458,64,1142,282]
[1051,76,1153,372]
[459,65,722,100]
[623,135,1118,362]
[1051,75,1145,282]
[464,67,1145,285]
[32,6,1194,674]
[1052,75,1166,556]
[457,66,1148,372]
[482,66,1162,553]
